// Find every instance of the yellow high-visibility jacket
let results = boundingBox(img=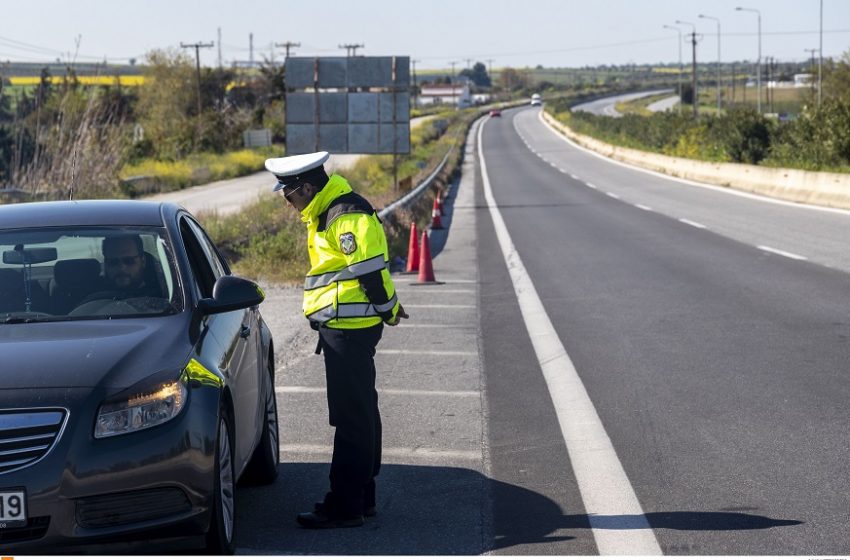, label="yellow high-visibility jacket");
[301,174,400,329]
